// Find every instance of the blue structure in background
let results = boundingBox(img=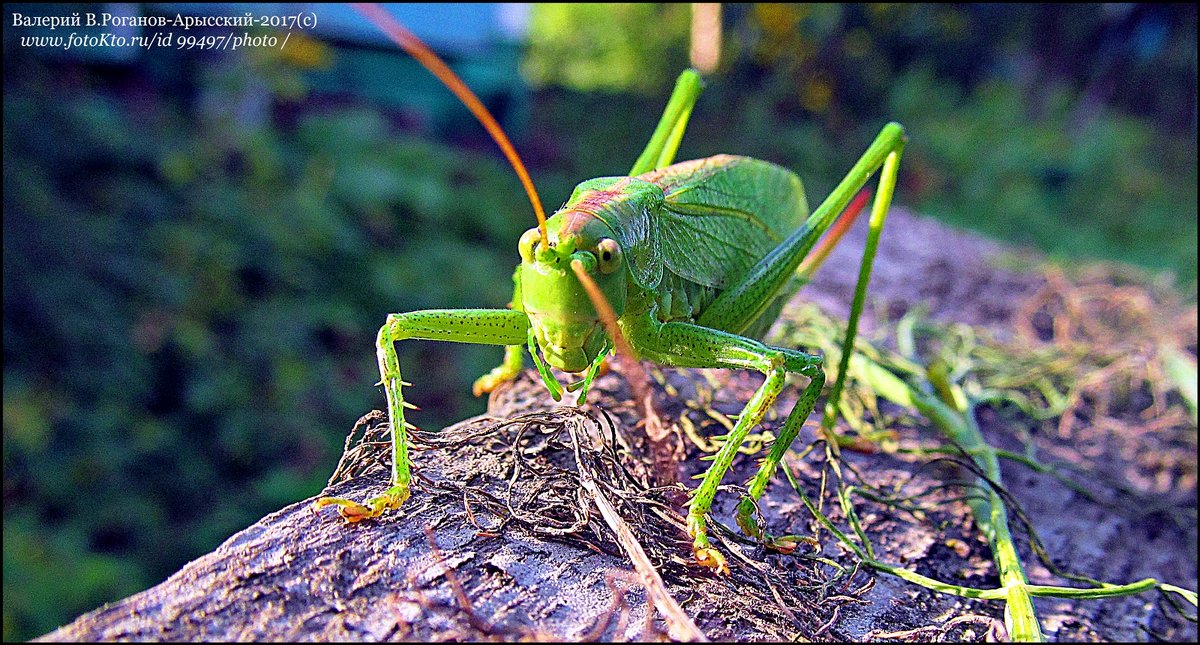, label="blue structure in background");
[297,3,532,136]
[6,3,532,136]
